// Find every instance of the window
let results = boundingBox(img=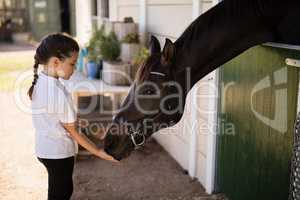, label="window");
[92,0,98,16]
[101,0,109,18]
[0,0,28,32]
[91,0,109,31]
